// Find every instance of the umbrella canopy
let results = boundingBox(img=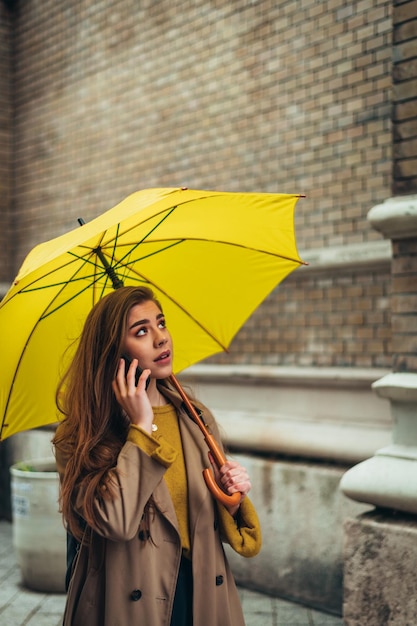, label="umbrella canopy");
[0,187,304,440]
